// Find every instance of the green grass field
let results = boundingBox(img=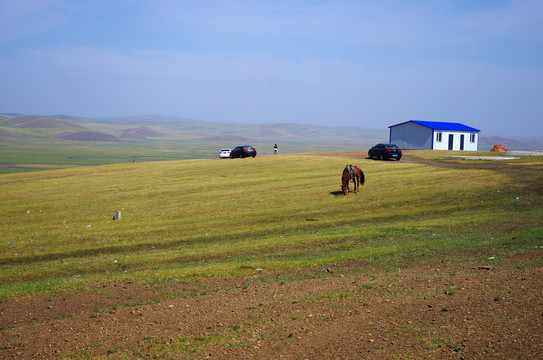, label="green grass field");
[0,139,378,174]
[1,151,542,302]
